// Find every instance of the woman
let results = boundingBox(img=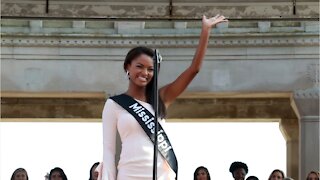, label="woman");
[10,168,28,180]
[49,167,68,180]
[229,161,248,180]
[194,166,211,180]
[101,14,228,180]
[306,171,320,180]
[268,169,285,180]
